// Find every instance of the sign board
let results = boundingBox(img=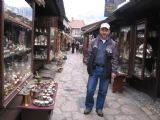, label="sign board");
[105,3,116,17]
[104,0,126,17]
